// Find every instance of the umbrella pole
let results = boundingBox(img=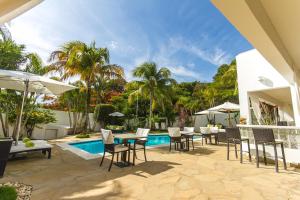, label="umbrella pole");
[228,111,231,127]
[15,80,29,145]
